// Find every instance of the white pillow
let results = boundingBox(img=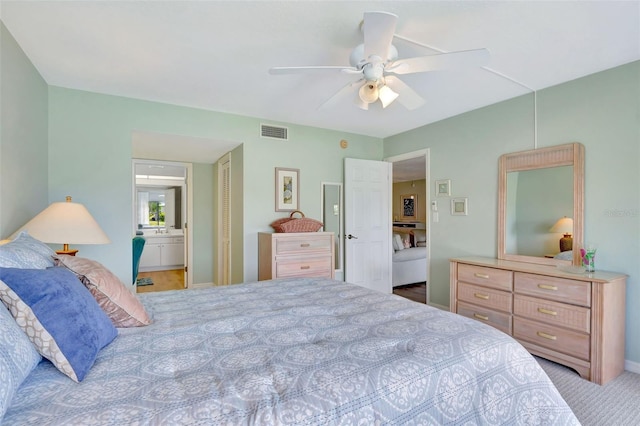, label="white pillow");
[393,234,404,251]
